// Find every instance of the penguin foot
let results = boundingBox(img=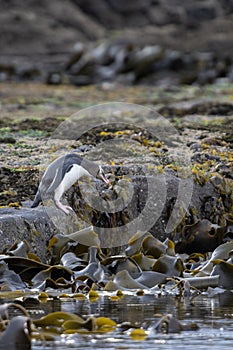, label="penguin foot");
[55,201,74,215]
